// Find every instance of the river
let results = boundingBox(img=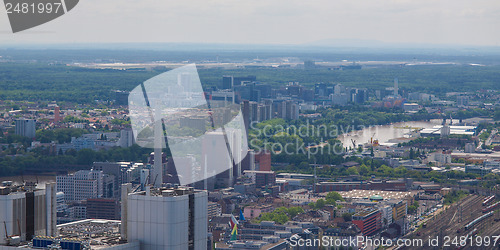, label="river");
[337,119,460,147]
